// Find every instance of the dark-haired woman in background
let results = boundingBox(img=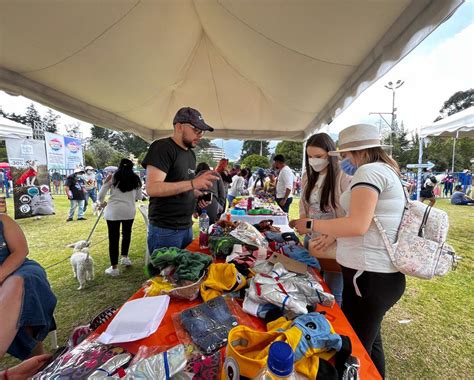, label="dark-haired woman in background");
[298,133,351,306]
[98,159,143,276]
[195,162,226,224]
